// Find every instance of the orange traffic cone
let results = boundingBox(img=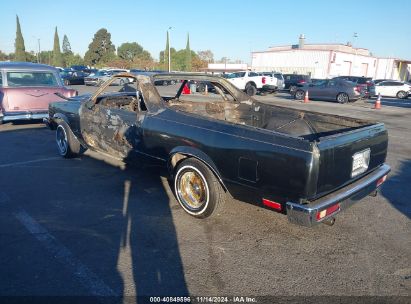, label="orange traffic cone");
[374,93,381,109]
[182,83,191,95]
[303,90,309,103]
